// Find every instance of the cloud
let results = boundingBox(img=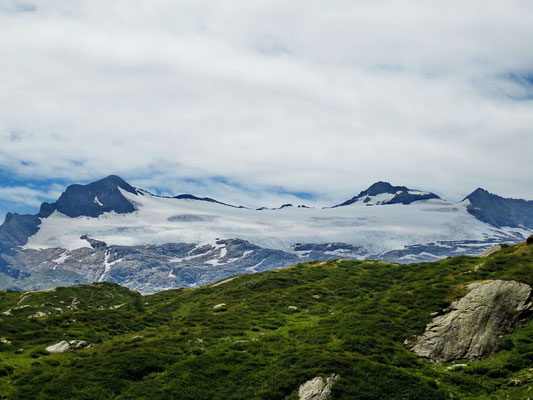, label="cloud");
[0,184,63,207]
[0,0,532,207]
